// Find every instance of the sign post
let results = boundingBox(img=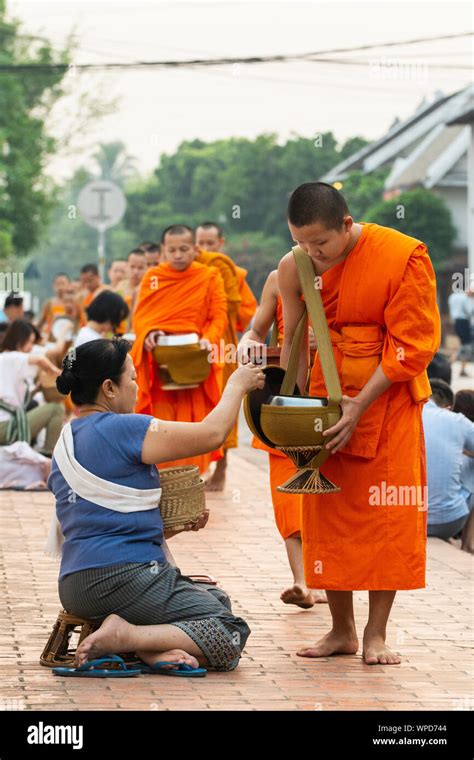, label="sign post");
[77,180,127,281]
